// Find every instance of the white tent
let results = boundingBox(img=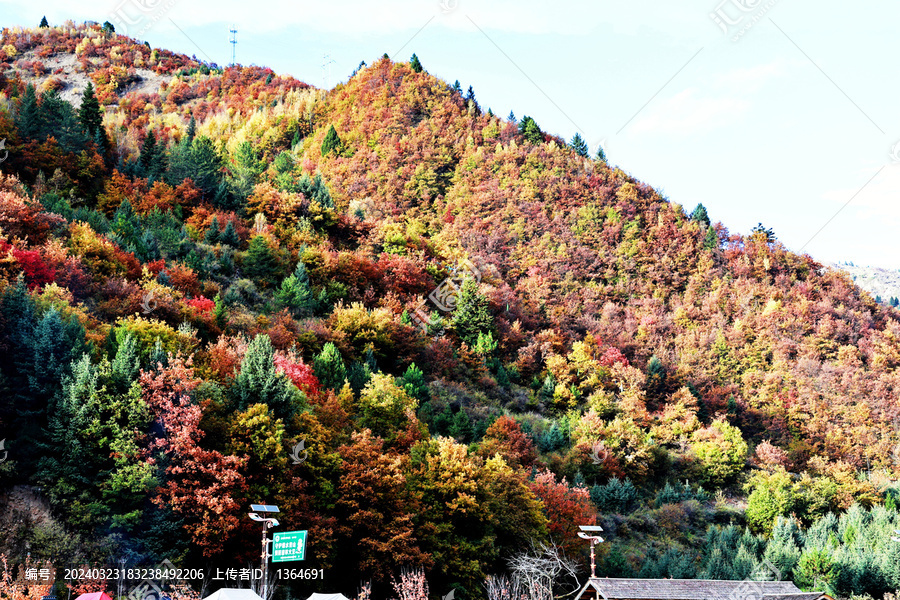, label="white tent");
[203,589,265,600]
[307,593,351,600]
